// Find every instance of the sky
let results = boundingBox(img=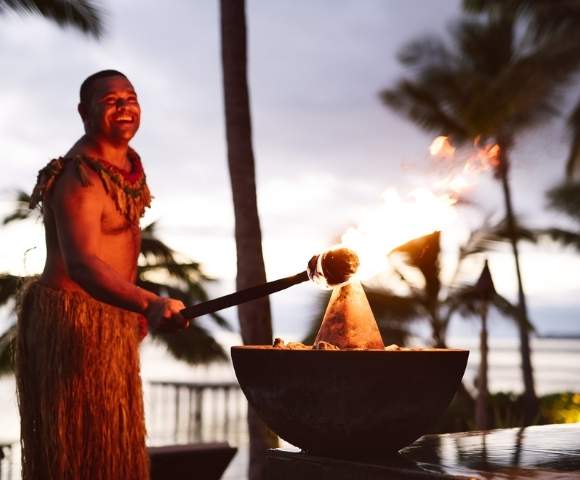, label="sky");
[1,0,579,338]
